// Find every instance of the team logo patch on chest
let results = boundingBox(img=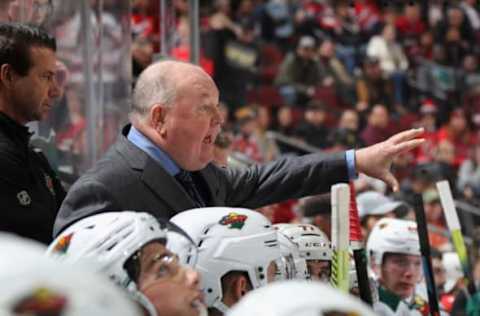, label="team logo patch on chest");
[17,190,31,206]
[44,174,56,196]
